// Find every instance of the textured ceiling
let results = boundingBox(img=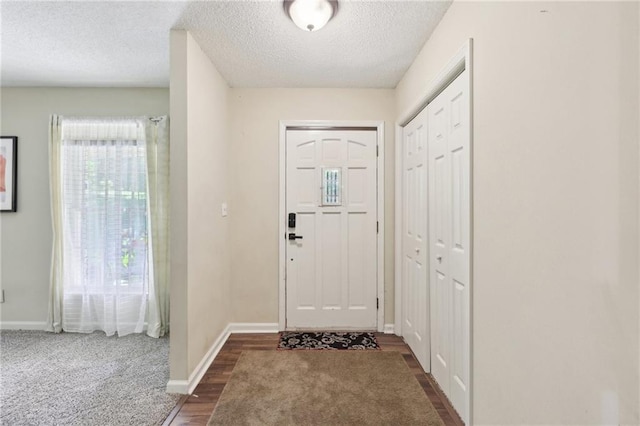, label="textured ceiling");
[1,1,451,88]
